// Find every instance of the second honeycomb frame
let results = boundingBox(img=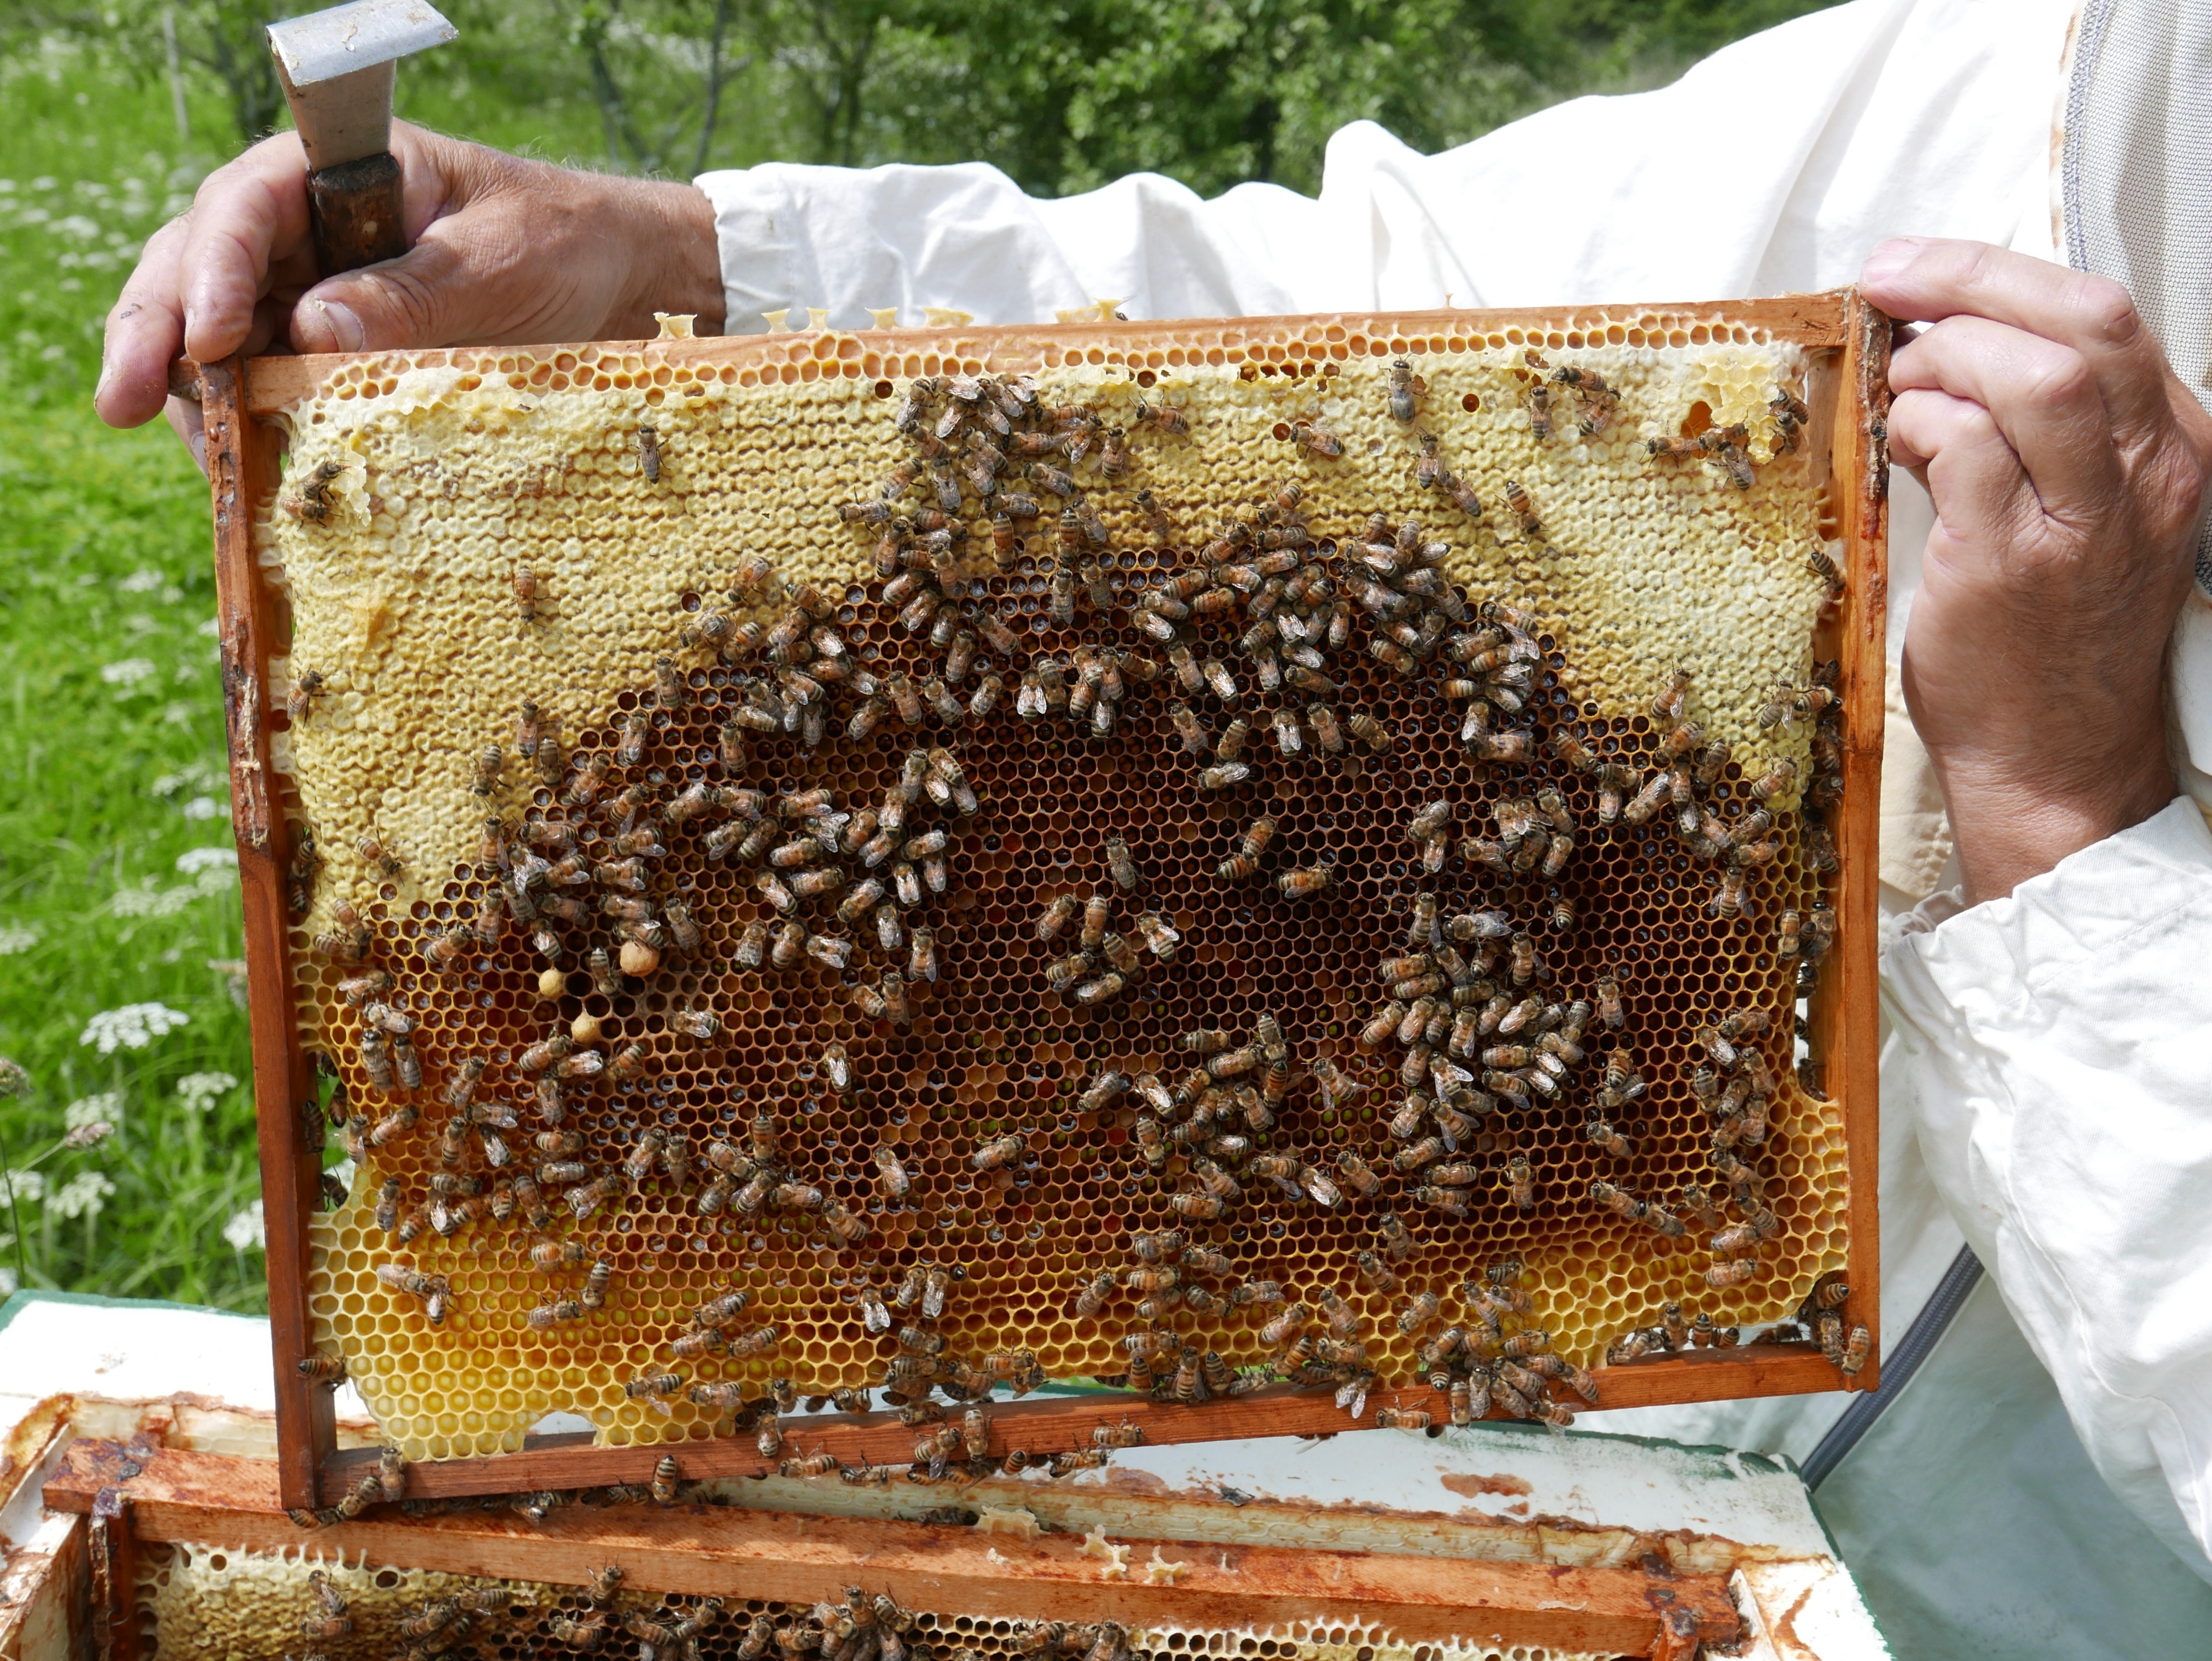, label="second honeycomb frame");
[194,289,1889,1510]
